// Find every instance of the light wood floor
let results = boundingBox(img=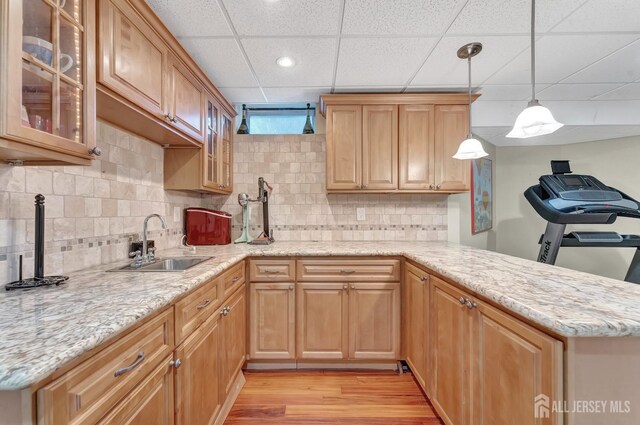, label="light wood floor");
[224,370,444,424]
